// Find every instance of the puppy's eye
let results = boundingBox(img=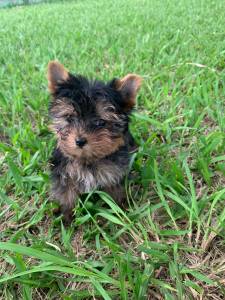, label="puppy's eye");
[95,119,106,128]
[66,115,74,123]
[114,123,122,128]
